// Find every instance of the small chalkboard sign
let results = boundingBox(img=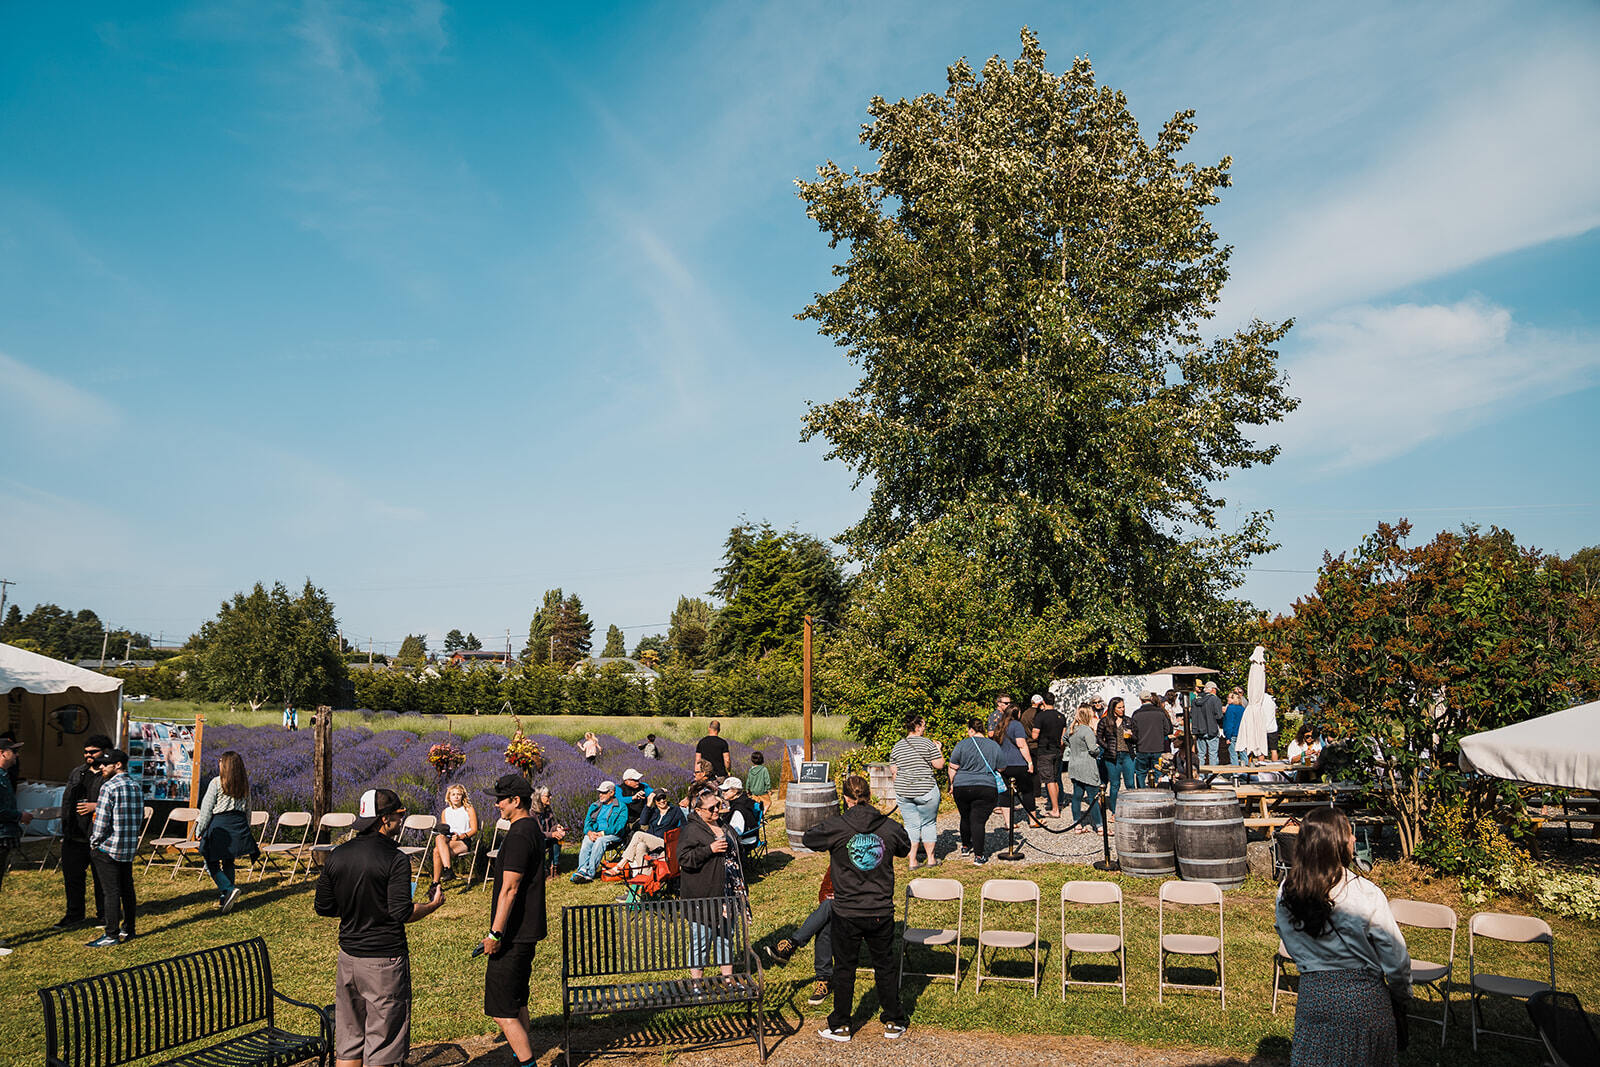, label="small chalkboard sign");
[798,761,830,783]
